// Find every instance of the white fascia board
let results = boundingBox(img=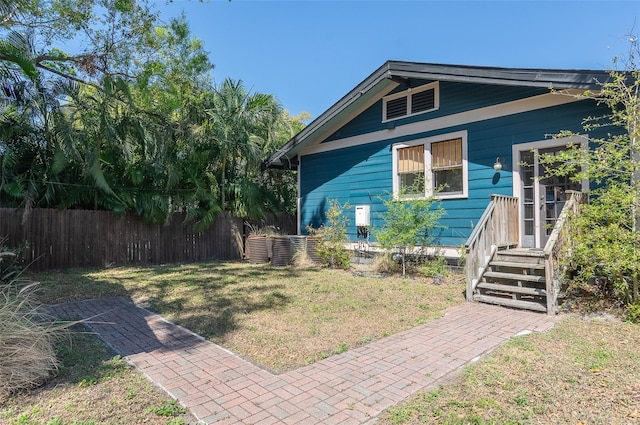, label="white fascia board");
[300,90,583,157]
